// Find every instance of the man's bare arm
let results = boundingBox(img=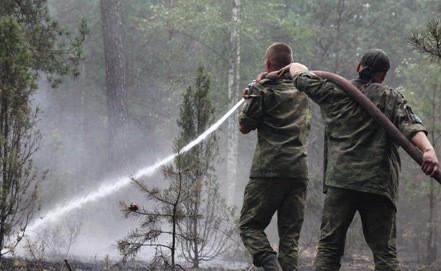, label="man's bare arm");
[411,131,439,176]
